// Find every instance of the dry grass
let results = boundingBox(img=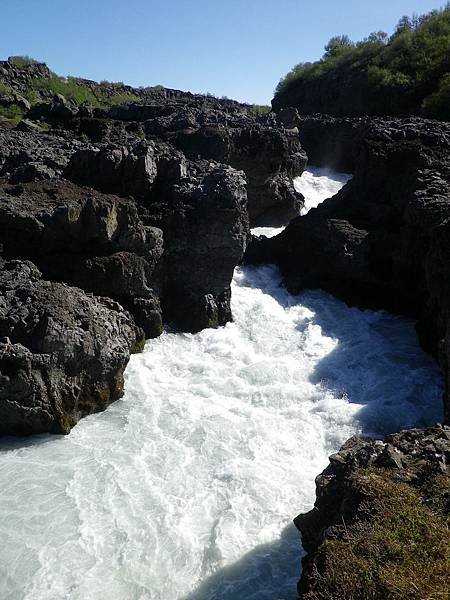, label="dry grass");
[303,470,450,600]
